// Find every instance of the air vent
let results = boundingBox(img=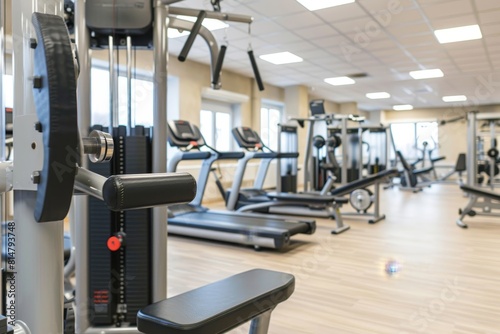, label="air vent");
[347,73,368,78]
